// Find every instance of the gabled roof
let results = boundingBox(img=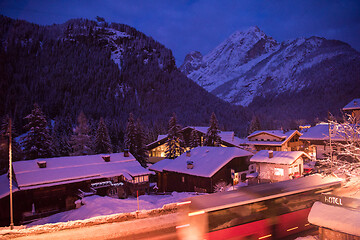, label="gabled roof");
[151,146,253,178]
[250,150,310,165]
[343,98,360,111]
[0,174,18,199]
[247,130,300,146]
[148,158,173,172]
[12,153,151,190]
[299,123,348,141]
[156,135,167,141]
[248,130,295,139]
[146,126,242,148]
